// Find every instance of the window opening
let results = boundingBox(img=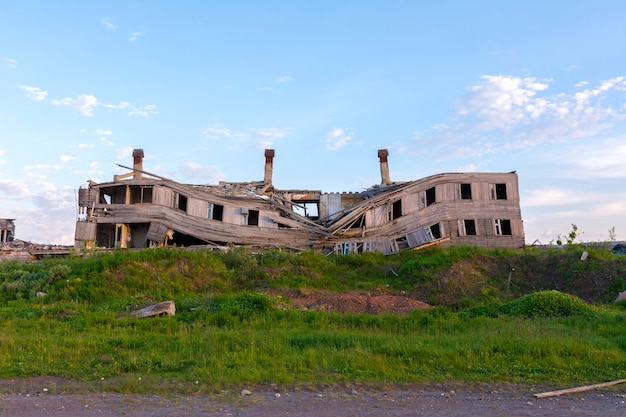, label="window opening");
[460,183,472,199]
[426,187,436,206]
[248,210,259,226]
[494,219,512,236]
[430,223,442,239]
[490,183,507,200]
[392,199,402,220]
[292,201,319,219]
[464,219,477,235]
[212,204,224,221]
